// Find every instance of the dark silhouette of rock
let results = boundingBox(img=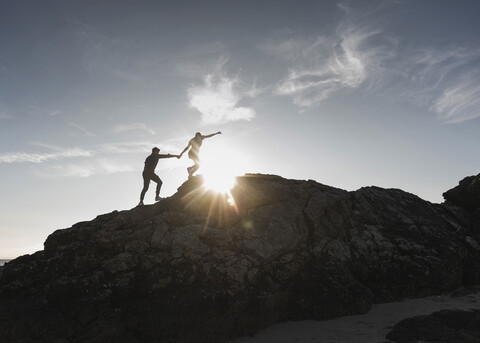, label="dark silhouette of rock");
[444,173,480,232]
[386,309,480,342]
[443,173,480,284]
[1,173,480,342]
